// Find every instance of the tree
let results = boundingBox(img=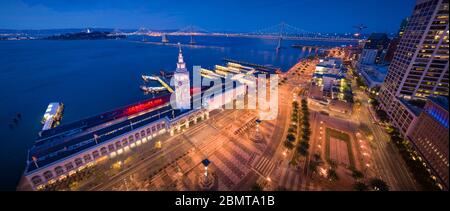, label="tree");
[297,145,308,156]
[352,170,364,180]
[302,129,311,138]
[284,140,294,150]
[328,169,339,182]
[300,141,310,150]
[313,153,322,162]
[353,182,369,191]
[286,134,296,142]
[251,183,263,191]
[288,127,296,133]
[369,178,390,191]
[309,161,319,173]
[376,109,389,122]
